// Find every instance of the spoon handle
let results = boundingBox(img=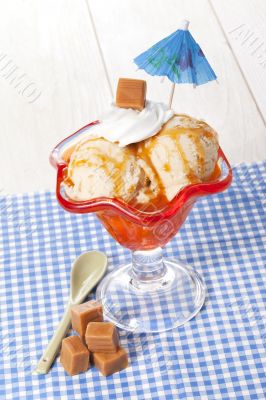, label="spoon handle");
[34,304,72,374]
